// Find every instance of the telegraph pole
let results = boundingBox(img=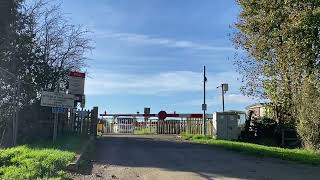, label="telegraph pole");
[202,66,207,135]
